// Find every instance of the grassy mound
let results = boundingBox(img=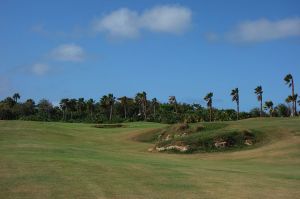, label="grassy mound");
[145,122,264,153]
[136,122,227,143]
